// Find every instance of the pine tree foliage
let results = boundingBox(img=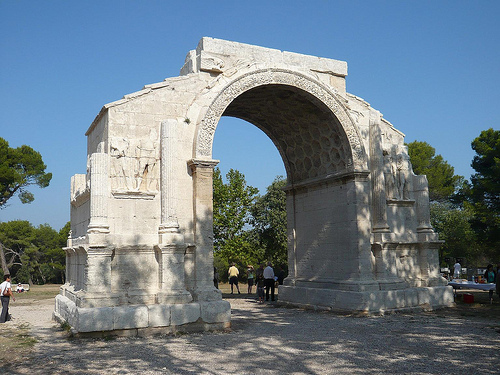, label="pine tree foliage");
[0,137,52,208]
[407,140,461,202]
